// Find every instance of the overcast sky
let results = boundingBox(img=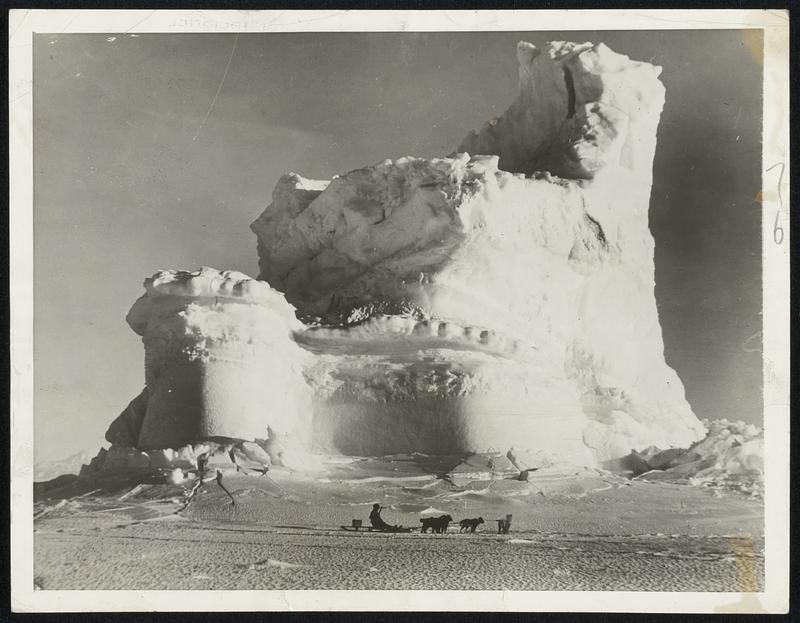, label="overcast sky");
[33,30,763,461]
